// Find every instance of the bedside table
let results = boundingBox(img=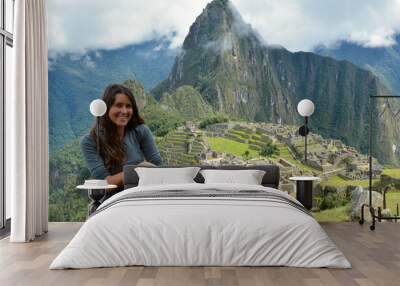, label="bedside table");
[289,176,320,210]
[77,184,117,216]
